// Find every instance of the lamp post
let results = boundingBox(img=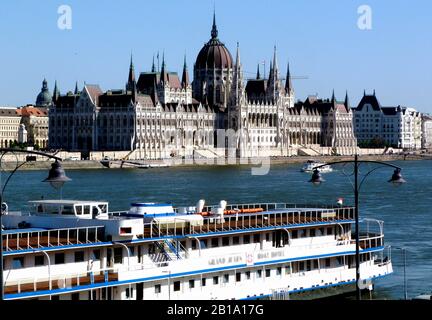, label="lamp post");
[113,242,131,300]
[393,246,408,300]
[0,148,71,300]
[162,270,171,300]
[309,154,405,300]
